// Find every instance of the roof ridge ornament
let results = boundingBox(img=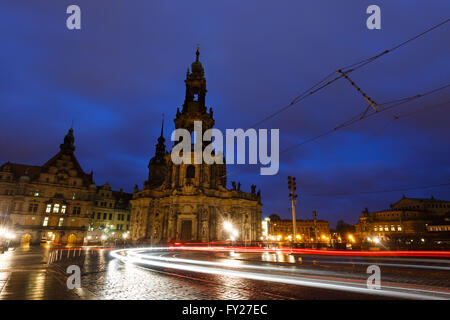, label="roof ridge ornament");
[60,127,75,153]
[160,113,165,138]
[196,45,200,62]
